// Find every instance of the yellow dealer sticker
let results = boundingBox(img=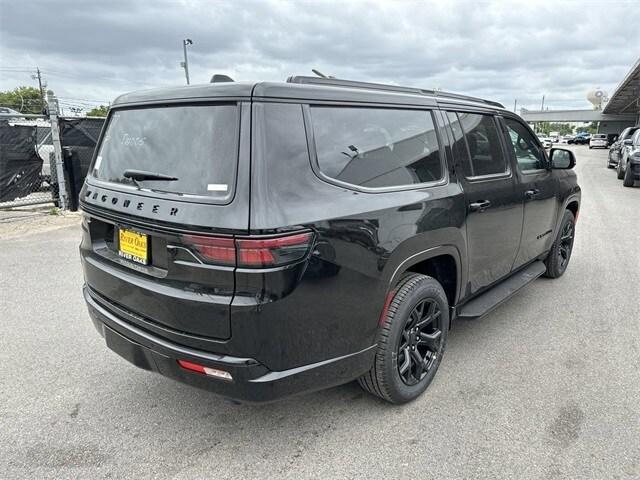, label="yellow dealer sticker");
[118,228,149,265]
